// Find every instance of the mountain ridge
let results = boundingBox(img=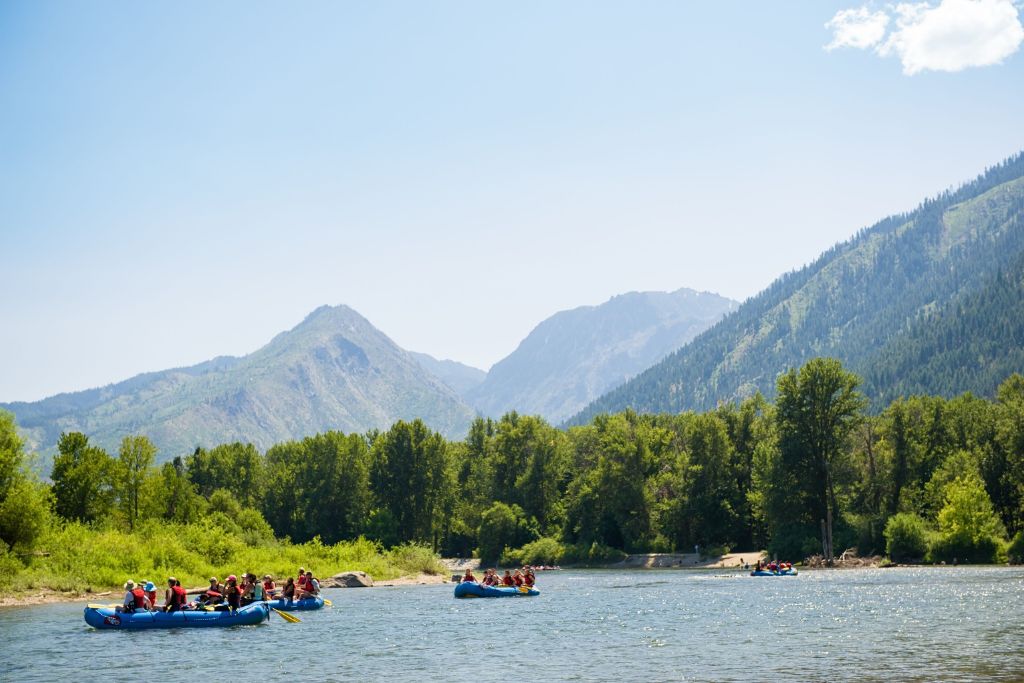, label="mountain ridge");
[466,288,737,423]
[3,304,477,461]
[571,151,1024,422]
